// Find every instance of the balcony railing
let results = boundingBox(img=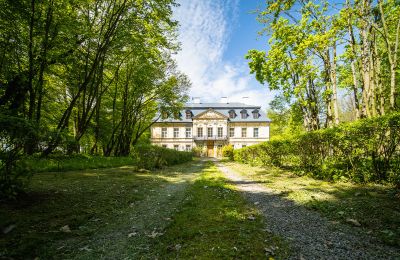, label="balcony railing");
[193,135,228,141]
